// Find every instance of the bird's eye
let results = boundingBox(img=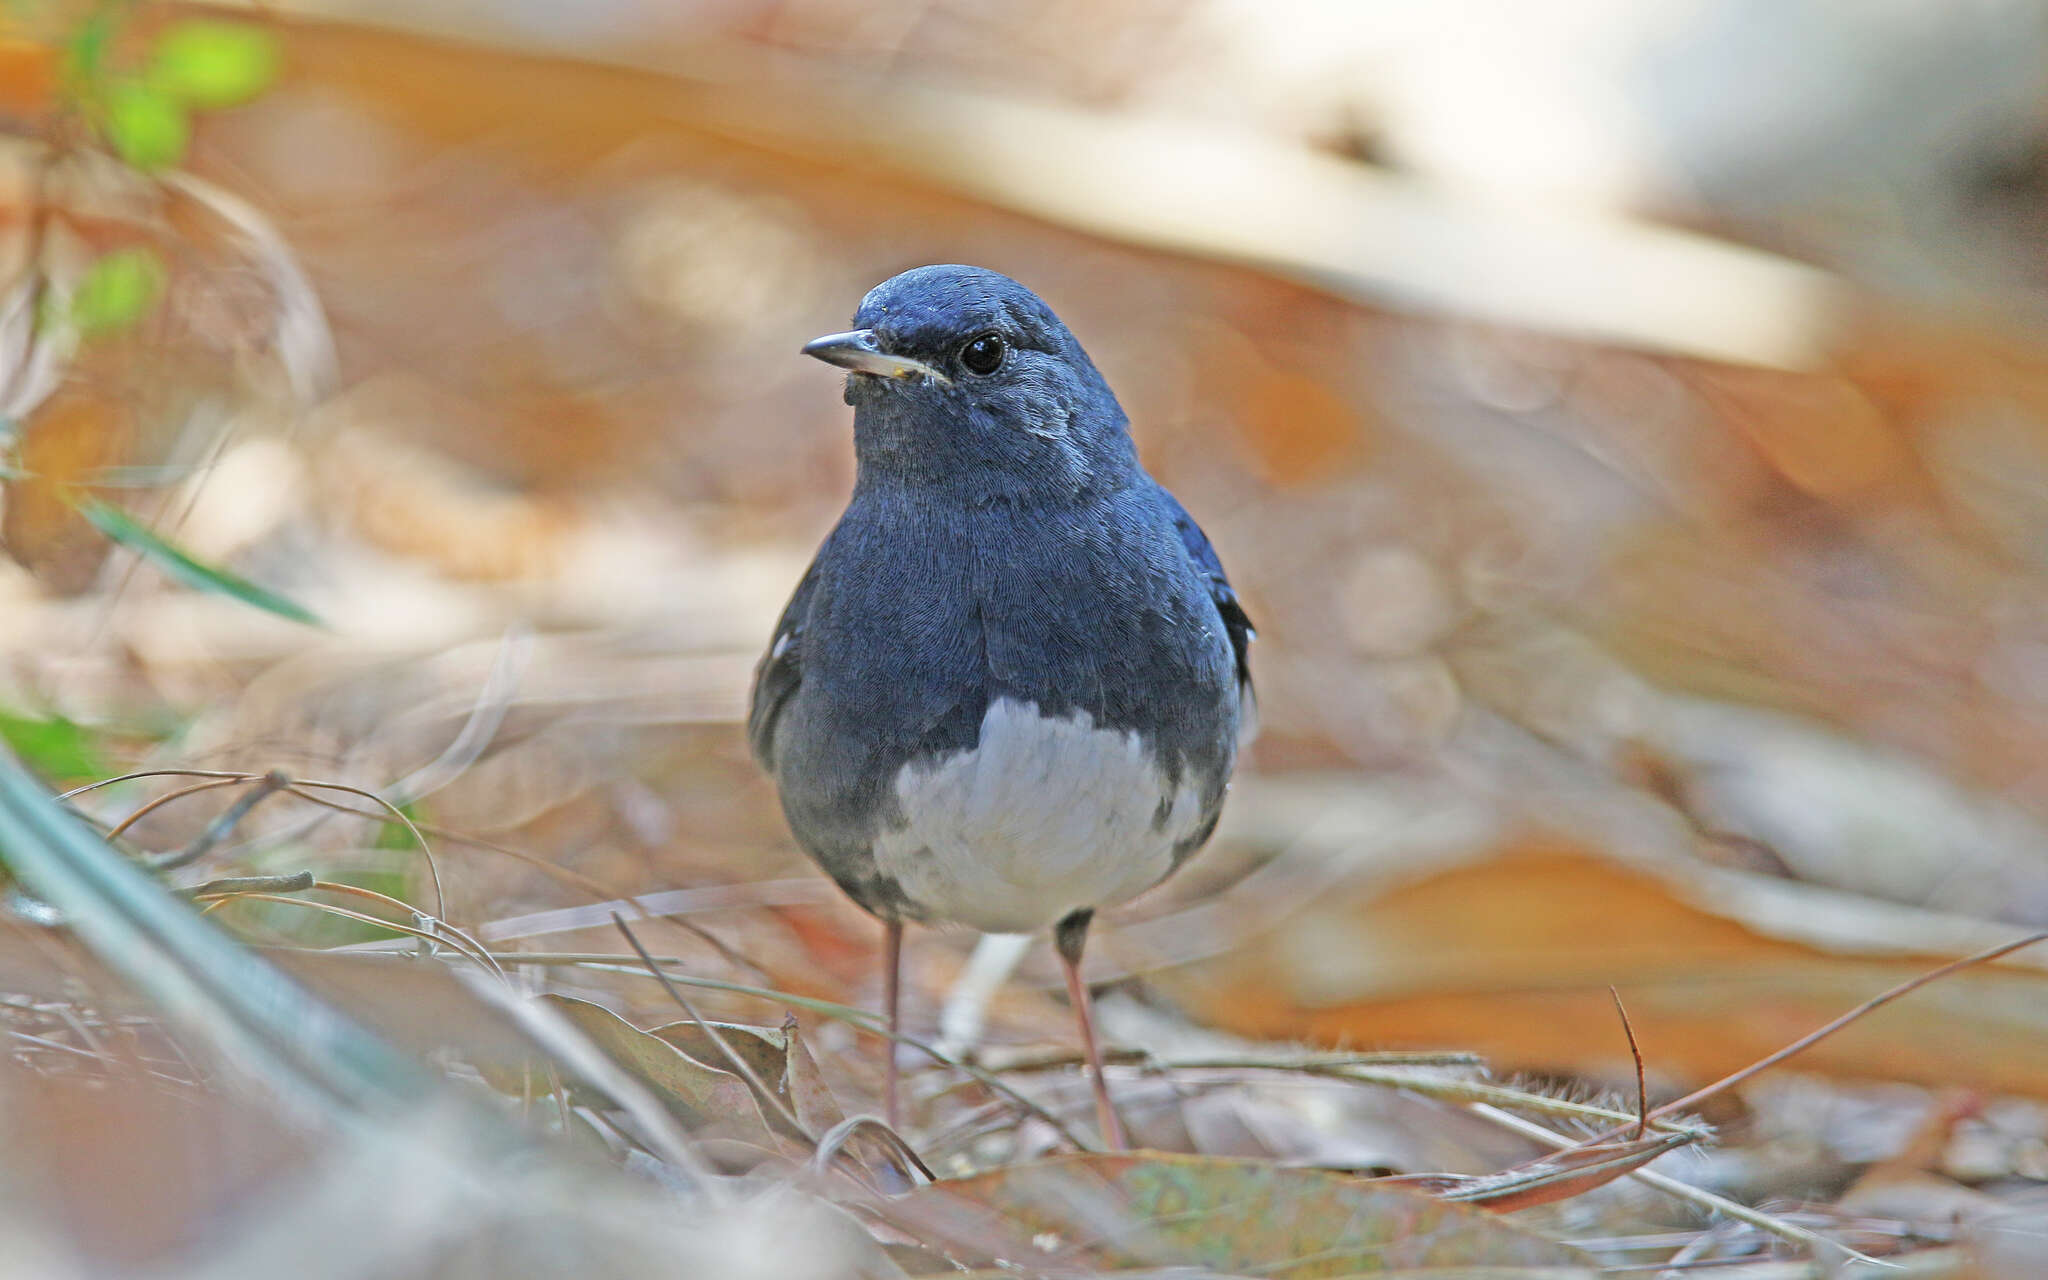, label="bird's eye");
[959,332,1006,376]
